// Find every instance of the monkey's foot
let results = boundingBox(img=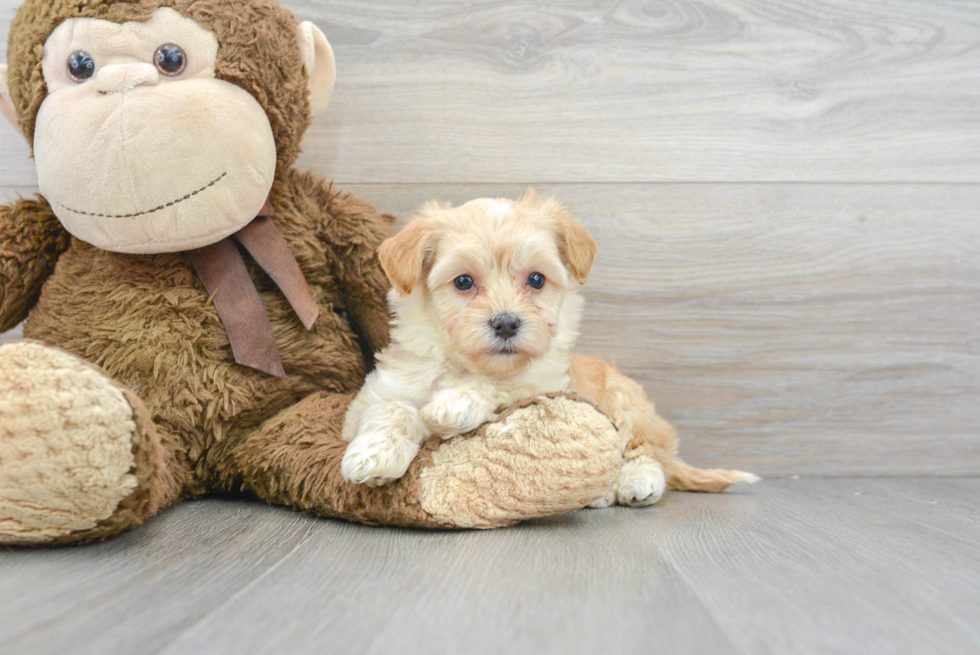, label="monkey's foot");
[0,341,159,545]
[417,395,622,528]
